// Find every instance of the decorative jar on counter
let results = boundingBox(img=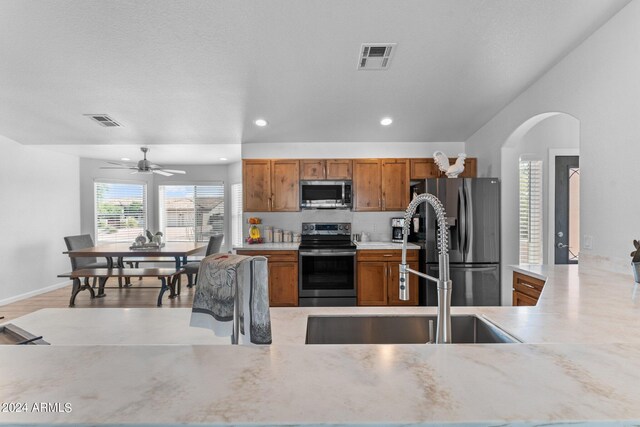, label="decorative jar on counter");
[273,228,283,243]
[264,226,273,243]
[283,231,292,243]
